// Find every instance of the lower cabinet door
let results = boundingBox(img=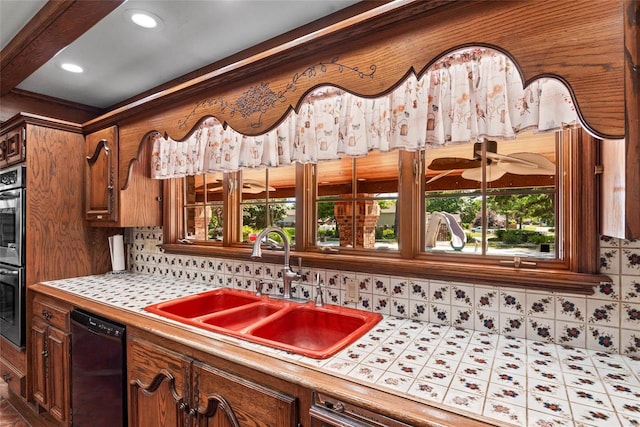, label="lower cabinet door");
[193,361,297,427]
[127,336,192,427]
[129,371,189,427]
[46,326,70,426]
